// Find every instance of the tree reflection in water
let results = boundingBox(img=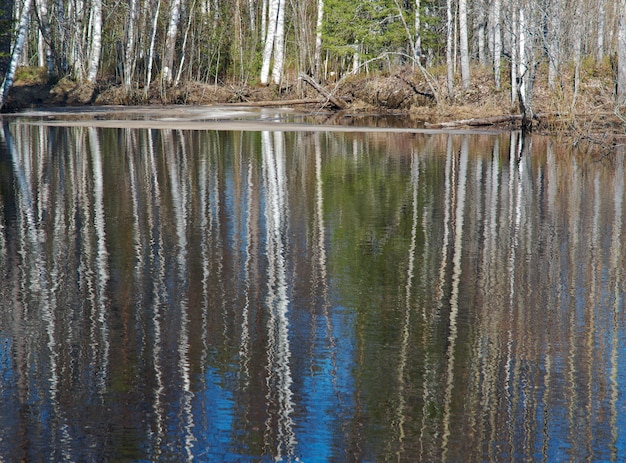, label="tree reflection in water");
[0,122,625,462]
